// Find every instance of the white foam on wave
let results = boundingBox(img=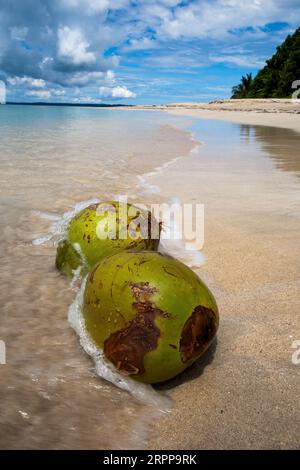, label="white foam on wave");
[160,238,206,268]
[32,198,100,246]
[137,174,160,194]
[190,143,202,154]
[136,134,202,195]
[68,277,172,411]
[137,156,182,194]
[32,211,62,222]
